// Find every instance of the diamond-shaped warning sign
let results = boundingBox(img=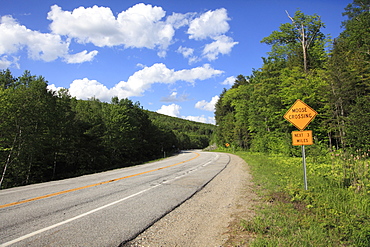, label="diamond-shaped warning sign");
[284,99,317,130]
